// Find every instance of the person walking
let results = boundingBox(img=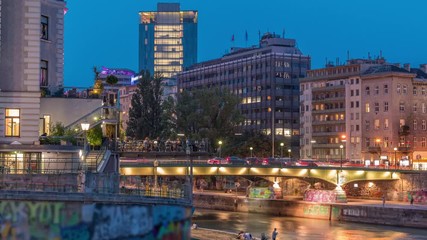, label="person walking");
[272,228,278,240]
